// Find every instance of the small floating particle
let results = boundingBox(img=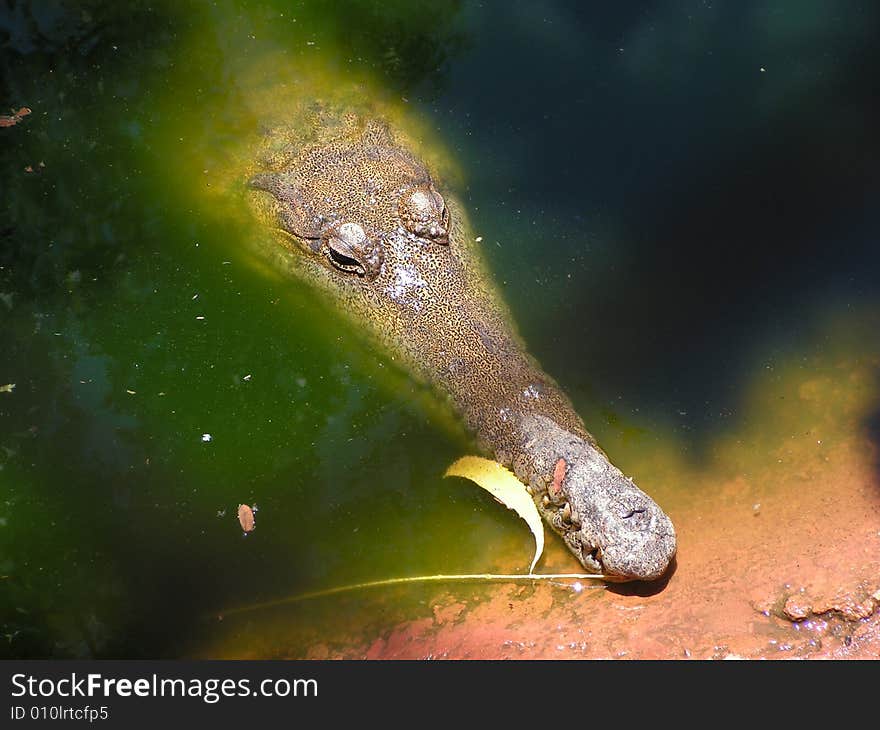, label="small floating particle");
[0,107,30,127]
[760,67,766,73]
[0,383,15,394]
[125,389,136,395]
[243,374,252,381]
[196,315,205,320]
[752,503,761,515]
[475,236,483,242]
[24,165,33,173]
[201,433,212,442]
[192,293,199,300]
[237,503,257,533]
